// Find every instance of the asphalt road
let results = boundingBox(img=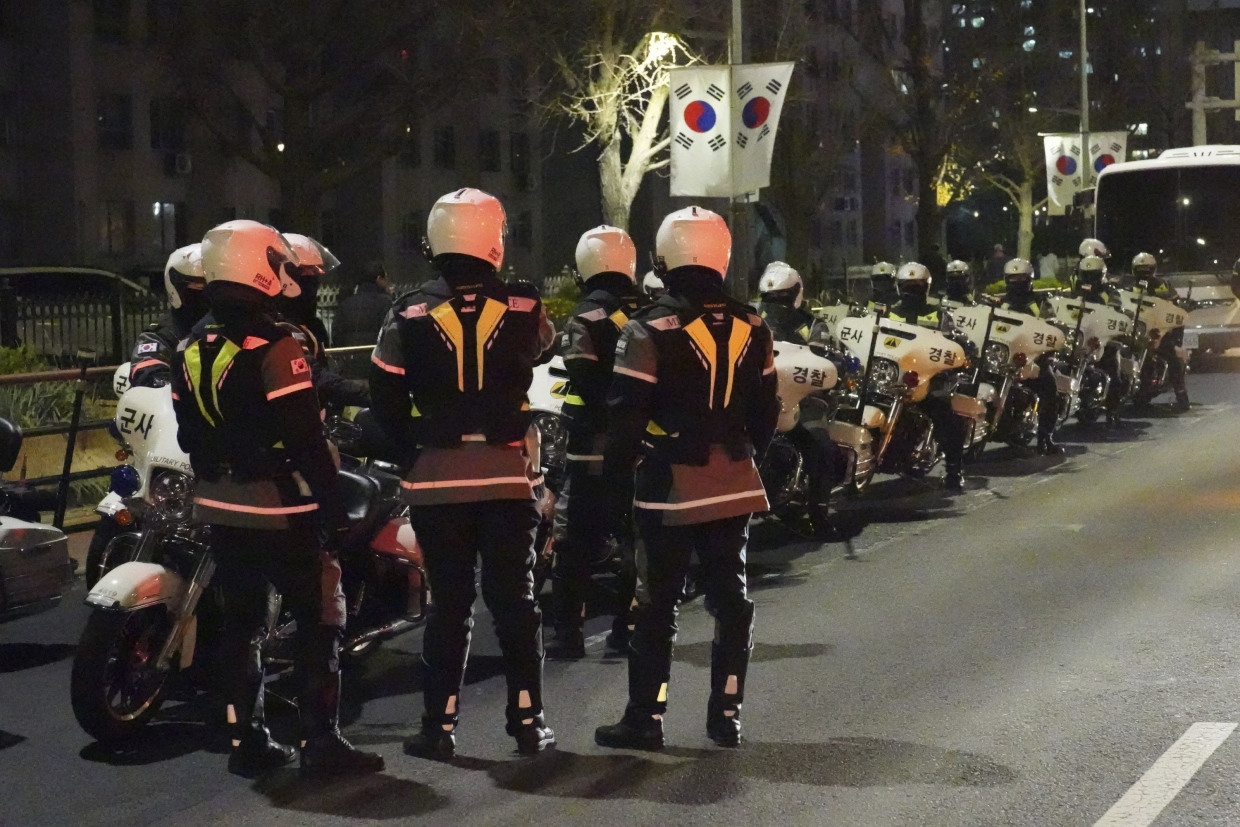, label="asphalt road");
[3,364,1240,827]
